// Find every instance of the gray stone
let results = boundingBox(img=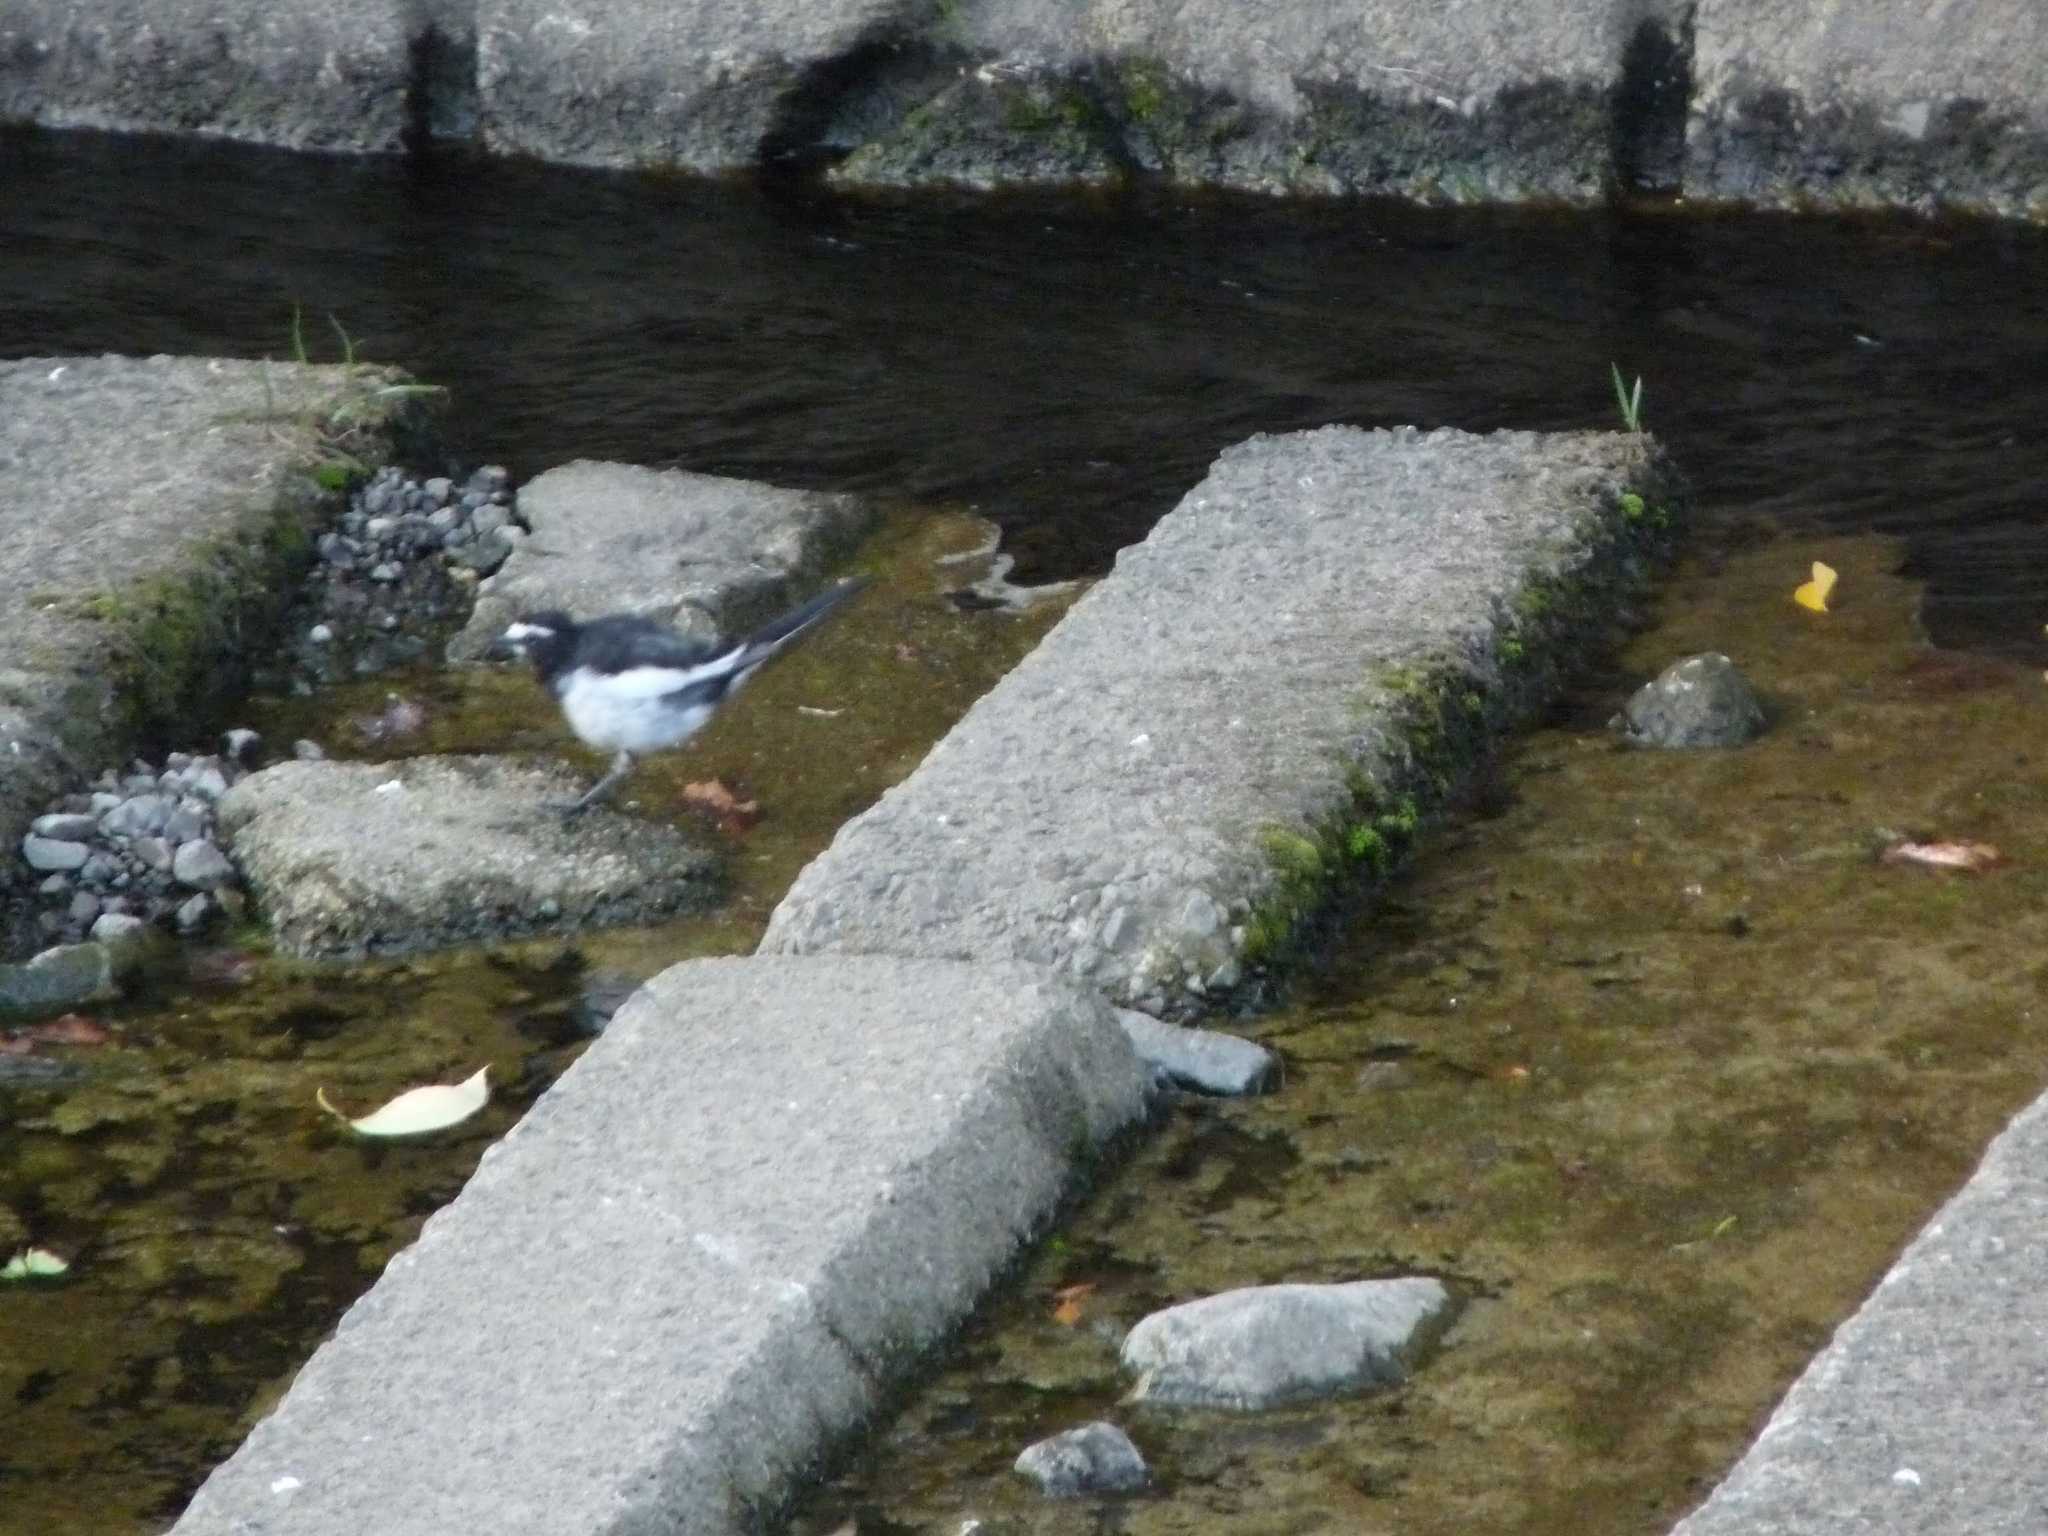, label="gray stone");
[171,838,236,891]
[1611,652,1766,749]
[292,739,326,761]
[168,955,1148,1536]
[216,755,722,958]
[30,812,97,841]
[186,763,231,801]
[0,942,119,1019]
[36,873,69,897]
[763,426,1673,1013]
[21,833,89,872]
[89,911,150,952]
[1121,1278,1452,1410]
[78,852,121,885]
[448,462,875,661]
[0,353,426,956]
[1116,1009,1280,1096]
[443,529,513,577]
[0,0,418,152]
[131,836,174,874]
[66,891,100,925]
[1687,0,2048,221]
[1671,1083,2048,1535]
[422,476,453,502]
[102,794,173,836]
[1014,1421,1149,1497]
[174,892,213,933]
[163,802,210,844]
